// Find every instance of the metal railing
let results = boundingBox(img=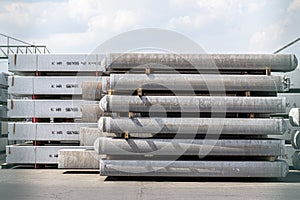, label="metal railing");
[0,33,50,59]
